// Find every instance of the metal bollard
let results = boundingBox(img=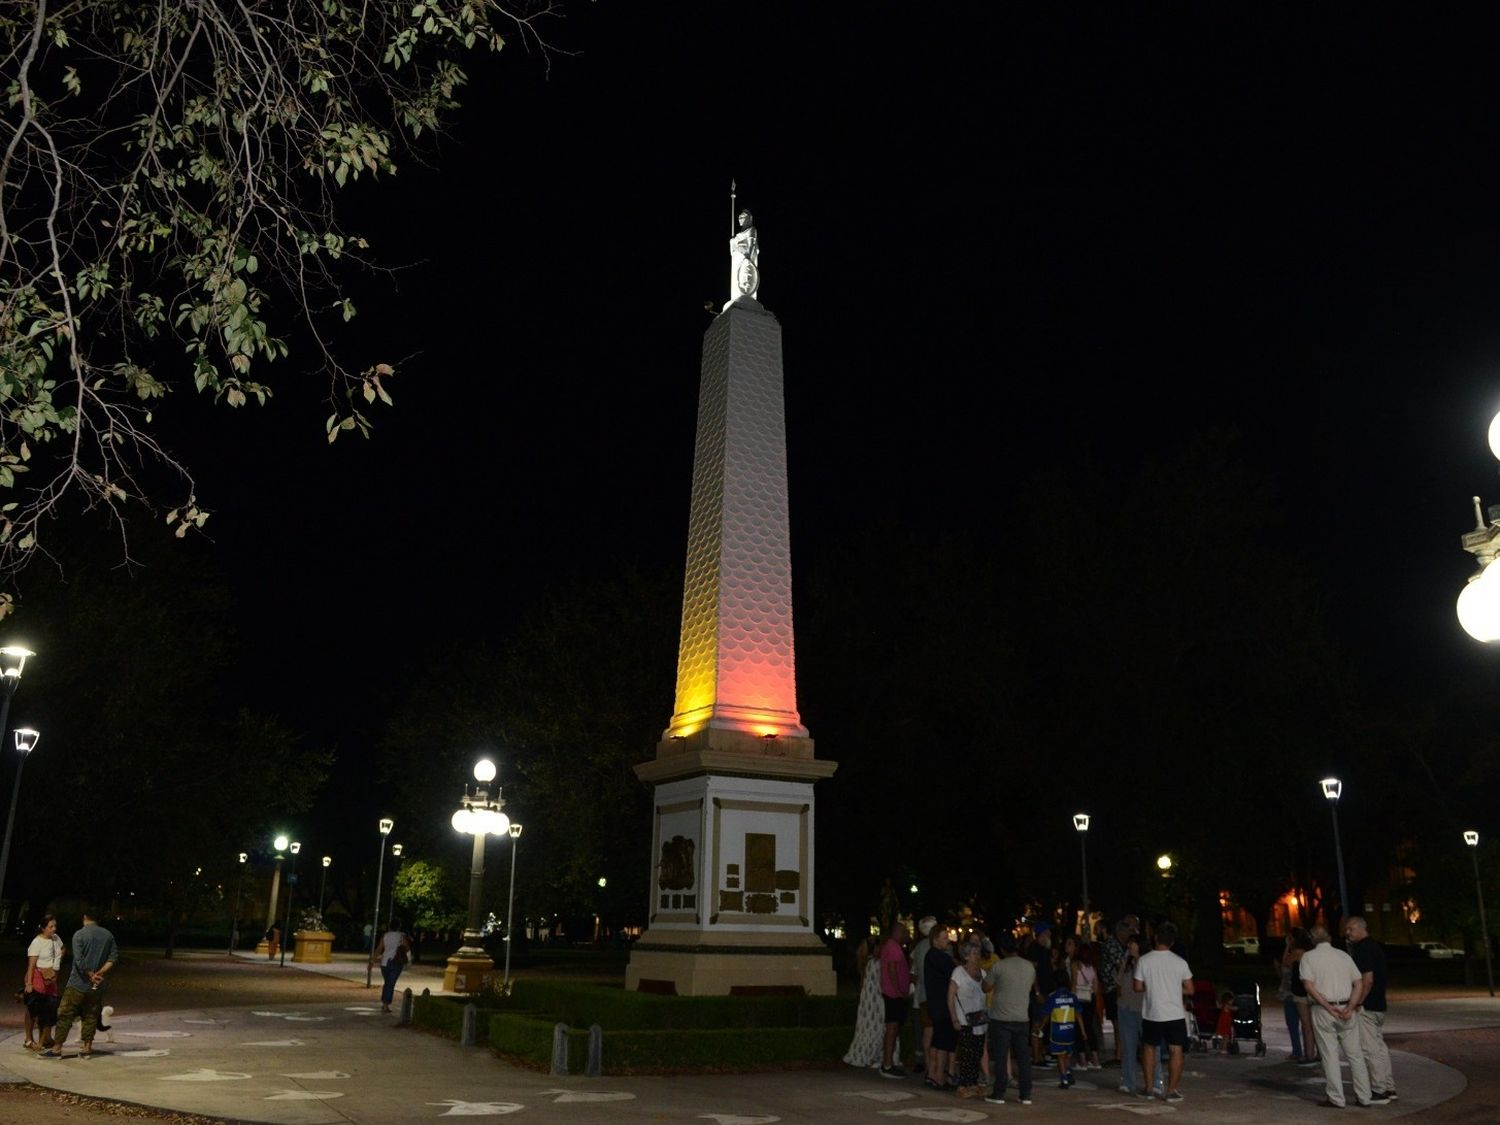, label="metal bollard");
[461,1002,478,1047]
[550,1022,569,1075]
[422,987,431,996]
[399,988,414,1027]
[586,1023,602,1077]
